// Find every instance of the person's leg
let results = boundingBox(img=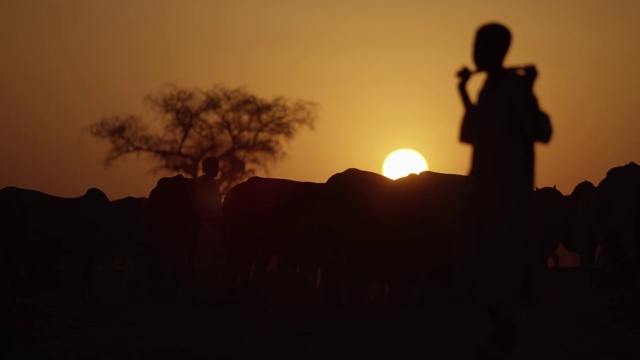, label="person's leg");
[488,304,517,355]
